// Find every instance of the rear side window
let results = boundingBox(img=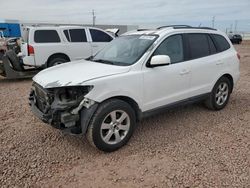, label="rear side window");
[34,30,60,43]
[153,34,184,64]
[207,35,217,54]
[90,29,113,42]
[69,29,87,42]
[211,34,230,52]
[188,34,210,59]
